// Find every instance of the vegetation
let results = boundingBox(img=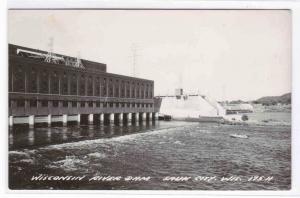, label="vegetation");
[253,93,291,106]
